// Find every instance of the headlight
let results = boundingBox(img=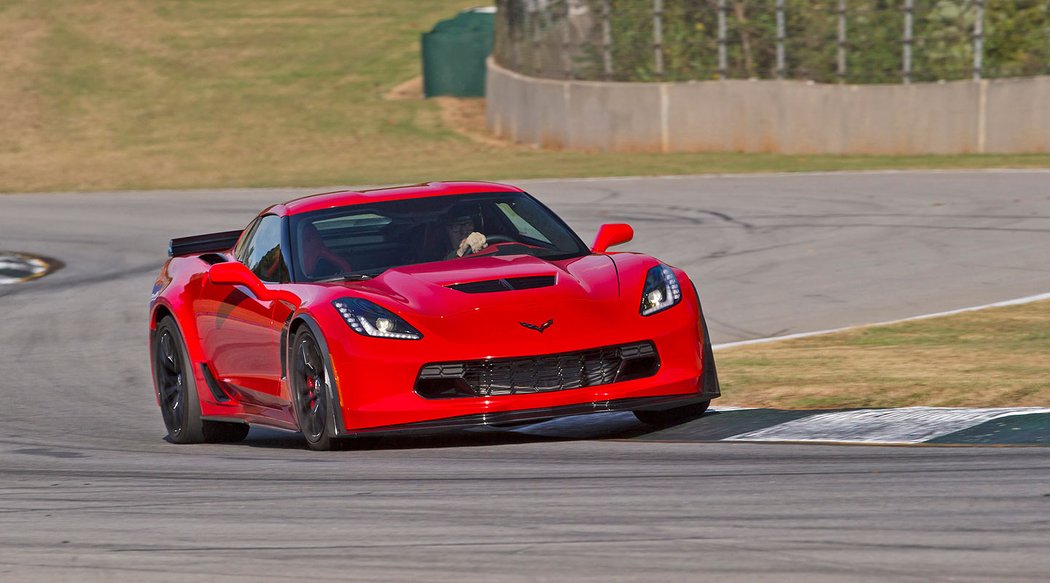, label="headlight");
[332,298,423,340]
[640,265,682,316]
